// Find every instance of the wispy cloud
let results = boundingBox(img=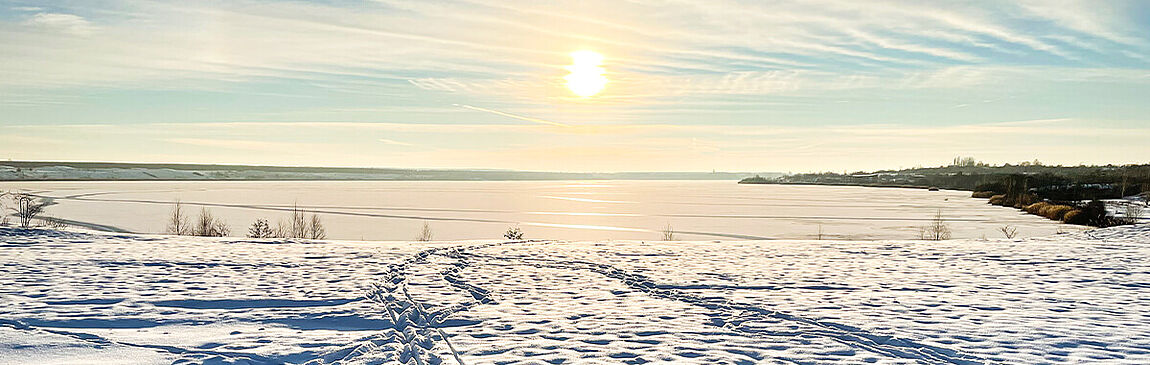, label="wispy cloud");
[23,12,95,35]
[378,138,415,146]
[455,104,570,127]
[165,138,330,152]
